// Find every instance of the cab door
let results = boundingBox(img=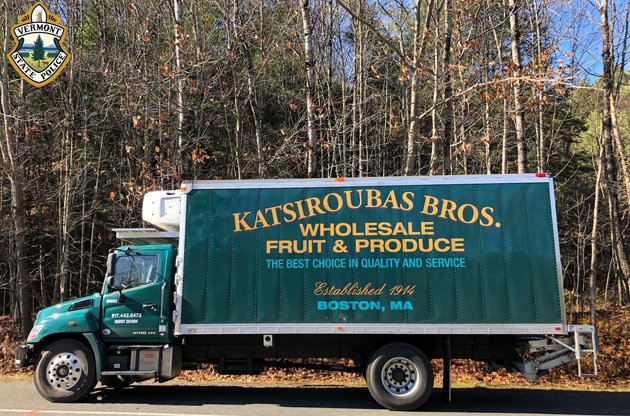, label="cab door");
[101,246,175,343]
